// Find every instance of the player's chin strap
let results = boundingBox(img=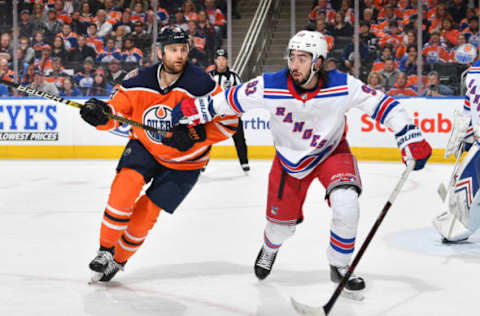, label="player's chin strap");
[303,57,320,87]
